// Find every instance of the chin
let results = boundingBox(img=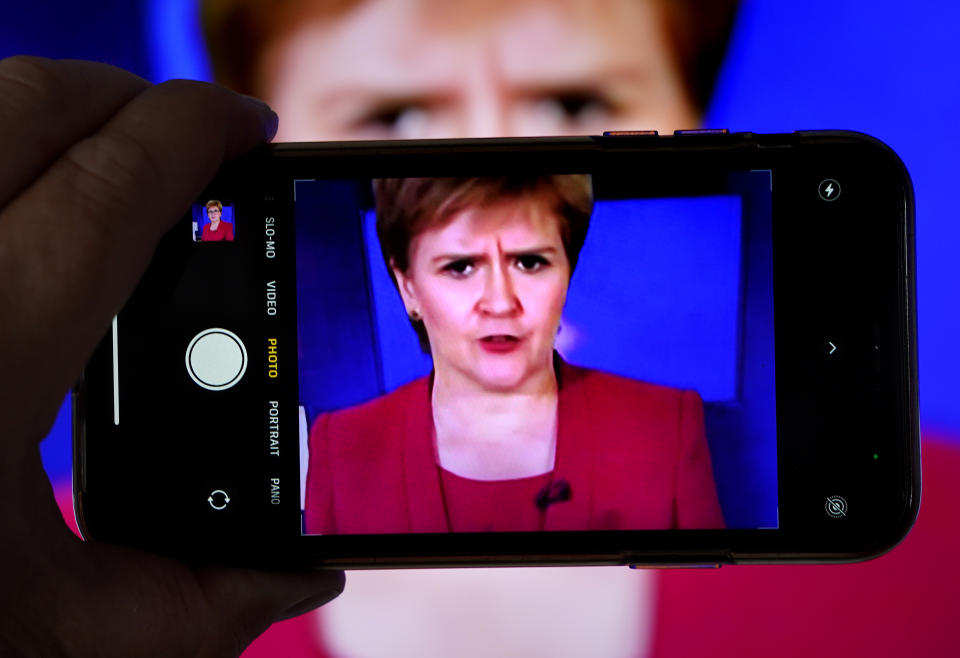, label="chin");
[470,352,544,392]
[476,371,527,392]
